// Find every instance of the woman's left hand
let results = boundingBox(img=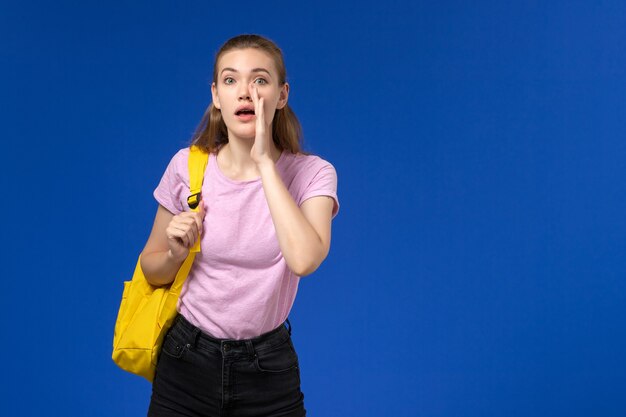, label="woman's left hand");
[250,84,273,165]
